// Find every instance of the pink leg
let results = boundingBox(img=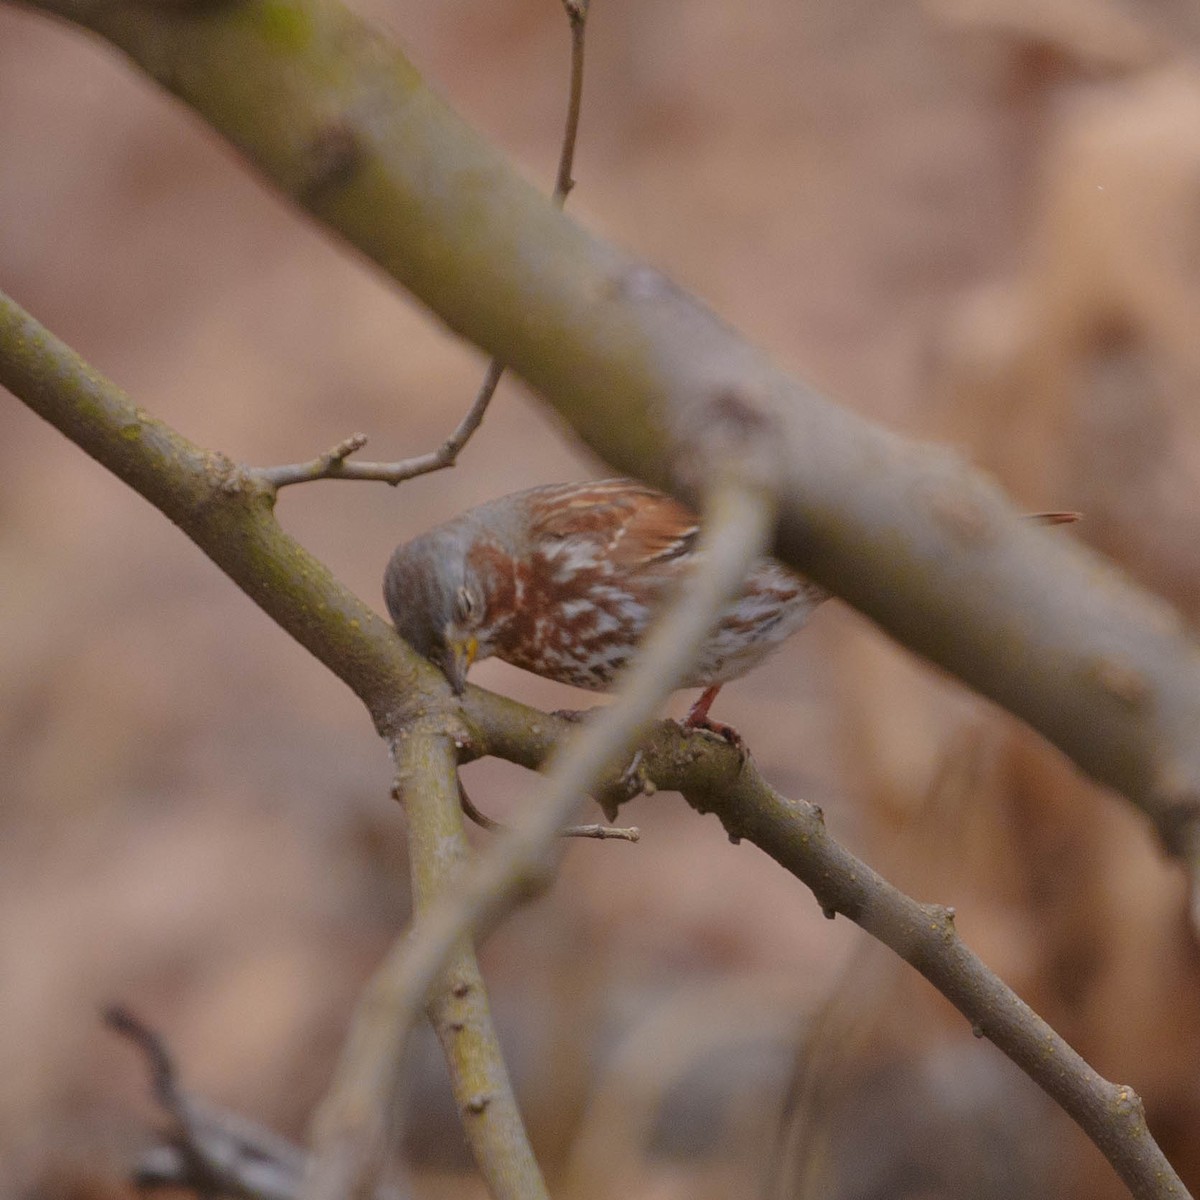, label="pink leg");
[685,685,722,727]
[683,685,743,748]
